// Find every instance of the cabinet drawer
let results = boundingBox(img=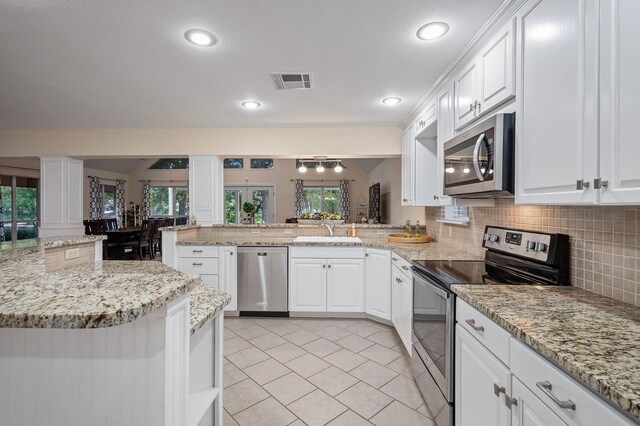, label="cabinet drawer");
[456,299,510,364]
[289,246,364,259]
[179,257,219,275]
[510,339,635,426]
[390,252,412,277]
[178,245,219,258]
